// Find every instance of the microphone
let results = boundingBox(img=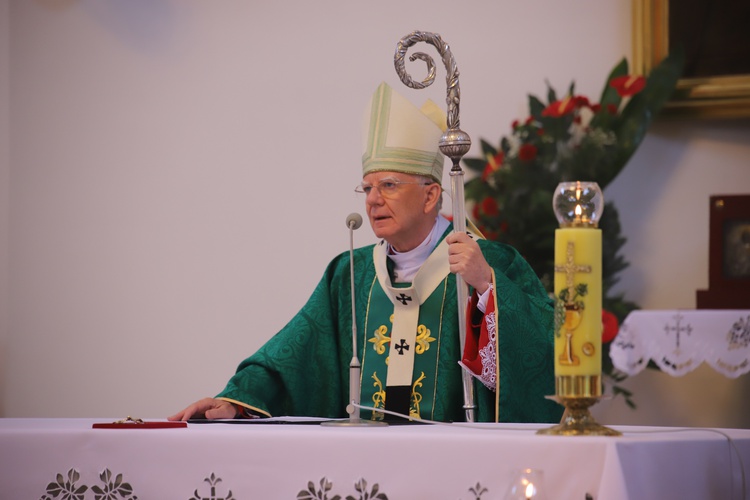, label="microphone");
[346,212,363,230]
[322,213,386,427]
